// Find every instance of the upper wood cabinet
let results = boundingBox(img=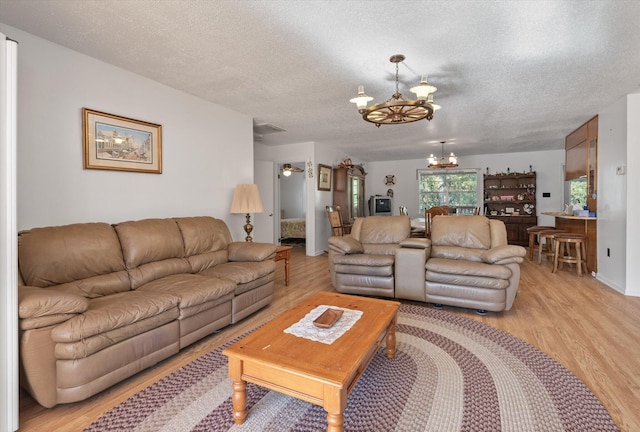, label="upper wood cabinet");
[565,115,598,210]
[565,120,589,180]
